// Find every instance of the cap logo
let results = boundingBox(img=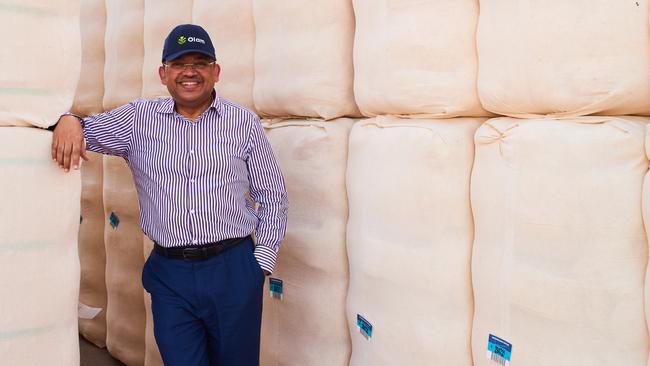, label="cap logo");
[177,36,187,45]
